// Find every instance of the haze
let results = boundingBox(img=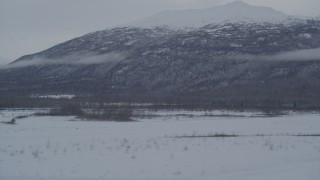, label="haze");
[1,0,319,64]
